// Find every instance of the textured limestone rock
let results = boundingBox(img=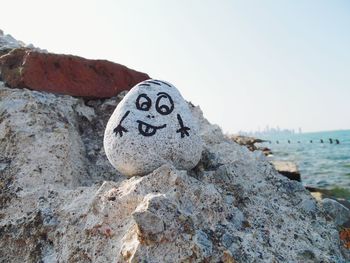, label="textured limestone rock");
[0,29,45,57]
[104,79,203,176]
[0,48,150,98]
[322,198,350,226]
[0,31,23,56]
[0,32,23,50]
[0,82,348,262]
